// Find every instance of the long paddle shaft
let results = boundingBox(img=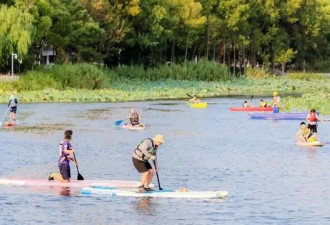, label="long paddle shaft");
[250,95,254,105]
[153,160,163,190]
[0,107,10,126]
[73,153,84,180]
[186,93,193,98]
